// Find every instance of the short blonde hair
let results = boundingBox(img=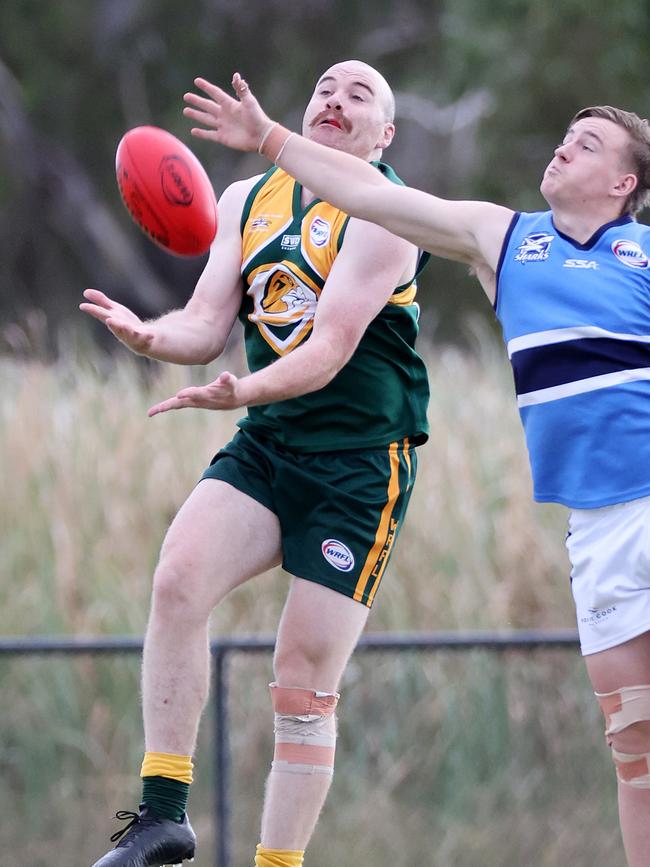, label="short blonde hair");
[571,105,650,216]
